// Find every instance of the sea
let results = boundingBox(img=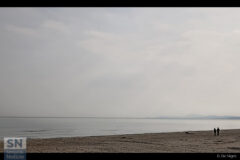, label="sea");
[0,117,239,139]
